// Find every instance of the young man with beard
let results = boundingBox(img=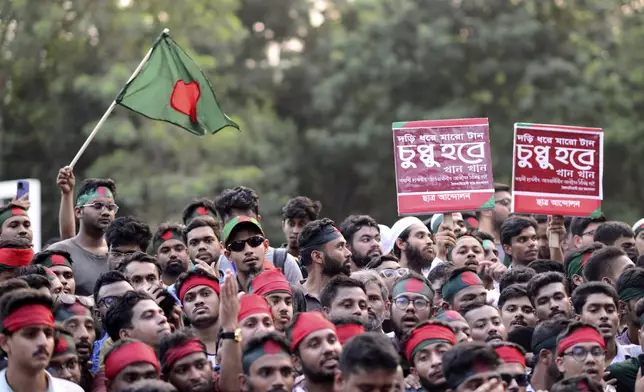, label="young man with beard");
[594,221,638,262]
[402,321,457,392]
[287,311,341,392]
[0,203,32,246]
[105,216,152,271]
[492,342,528,392]
[30,250,76,294]
[616,267,644,346]
[554,322,608,386]
[501,216,539,268]
[48,179,117,296]
[222,216,268,292]
[529,319,569,392]
[281,196,322,259]
[182,198,218,225]
[215,187,302,284]
[299,219,352,312]
[334,333,400,392]
[320,276,369,327]
[440,268,487,313]
[461,303,508,344]
[0,289,83,391]
[249,269,293,332]
[526,272,572,322]
[572,282,641,364]
[238,294,276,348]
[185,217,221,276]
[118,252,162,290]
[54,296,96,384]
[350,270,389,332]
[564,242,604,291]
[152,224,191,287]
[499,285,537,333]
[241,333,295,392]
[48,330,82,386]
[392,217,436,276]
[339,215,382,271]
[104,339,162,392]
[441,342,505,392]
[435,310,472,343]
[583,246,634,287]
